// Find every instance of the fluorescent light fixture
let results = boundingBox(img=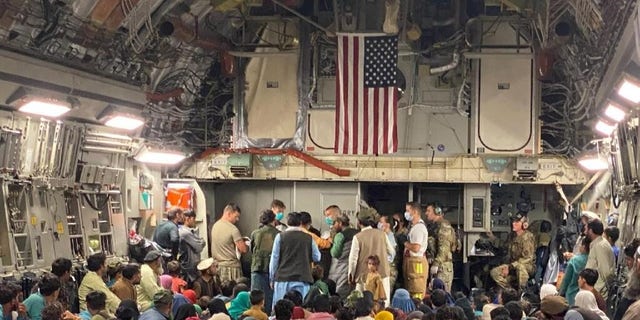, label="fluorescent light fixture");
[18,99,71,118]
[616,62,640,103]
[134,148,187,165]
[578,157,609,171]
[104,115,145,130]
[603,101,627,122]
[594,119,616,136]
